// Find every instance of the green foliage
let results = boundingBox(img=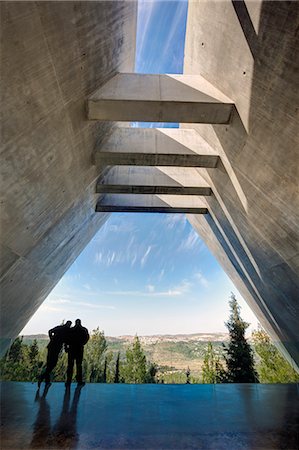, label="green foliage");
[202,342,226,383]
[114,352,120,383]
[146,362,158,383]
[84,327,108,382]
[185,366,191,384]
[121,336,148,383]
[252,328,299,383]
[222,293,258,383]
